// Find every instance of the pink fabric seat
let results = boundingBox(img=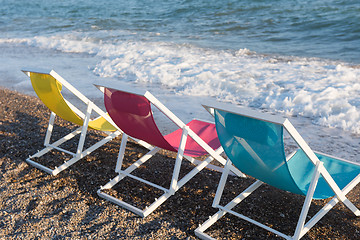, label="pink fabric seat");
[164,119,220,157]
[104,88,220,157]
